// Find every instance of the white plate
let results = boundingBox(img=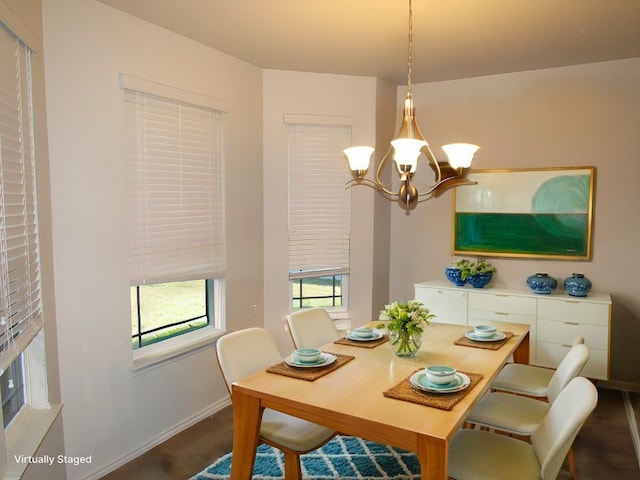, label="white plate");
[410,372,471,394]
[285,352,337,368]
[464,330,506,342]
[346,330,384,342]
